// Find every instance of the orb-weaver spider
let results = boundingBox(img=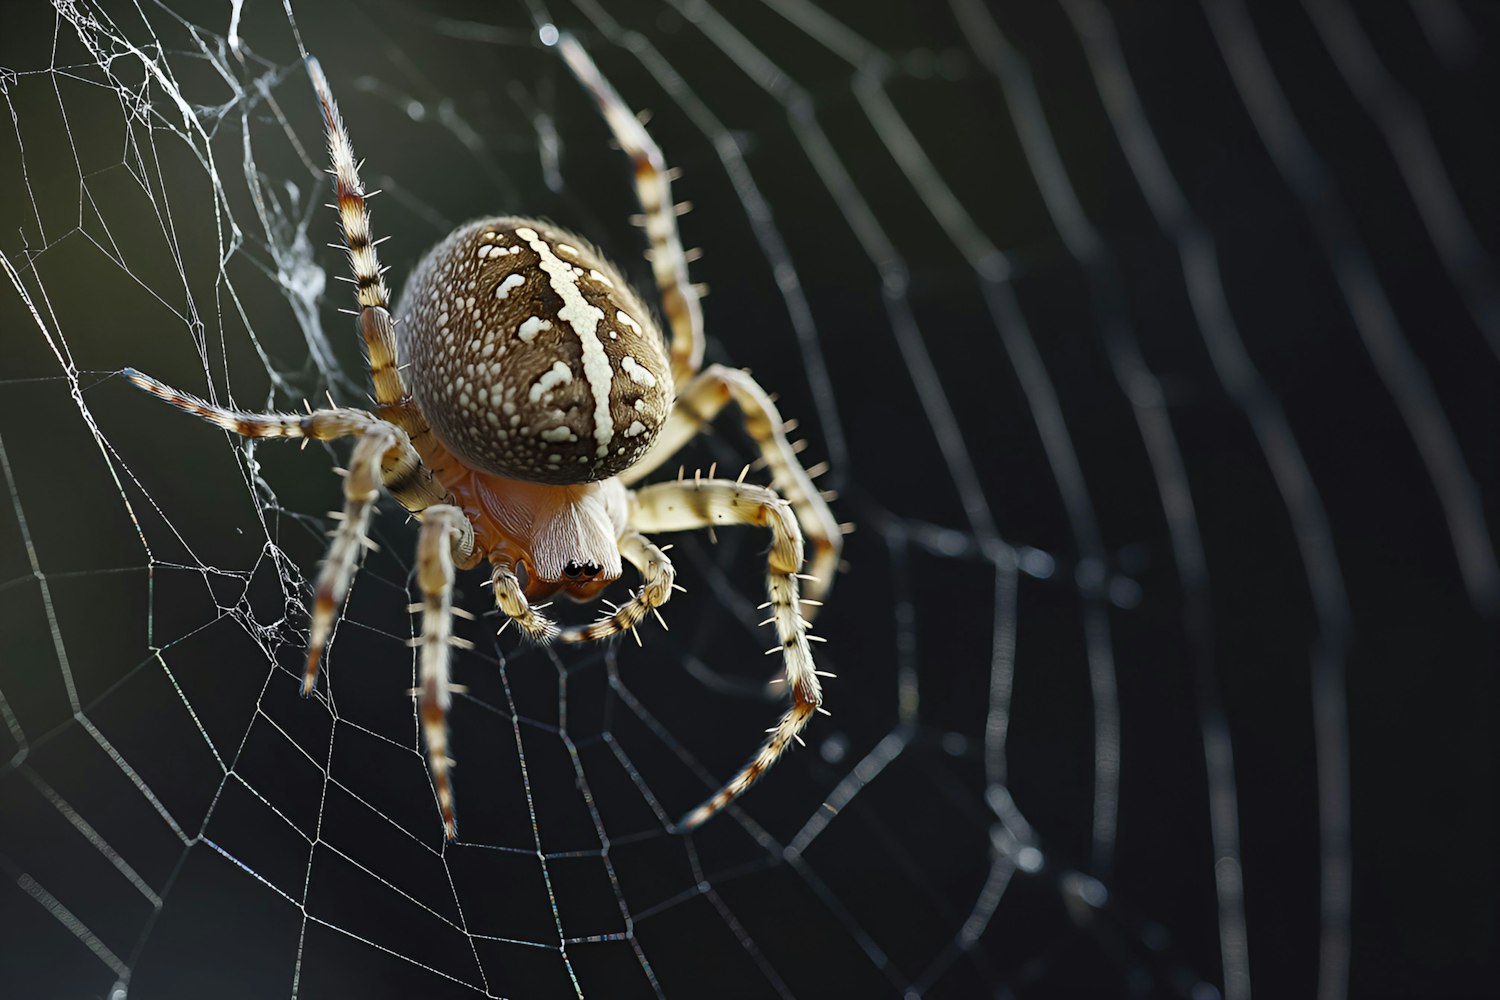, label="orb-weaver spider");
[124,34,840,839]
